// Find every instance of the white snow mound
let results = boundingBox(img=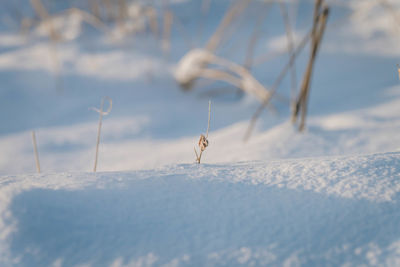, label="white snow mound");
[0,152,400,266]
